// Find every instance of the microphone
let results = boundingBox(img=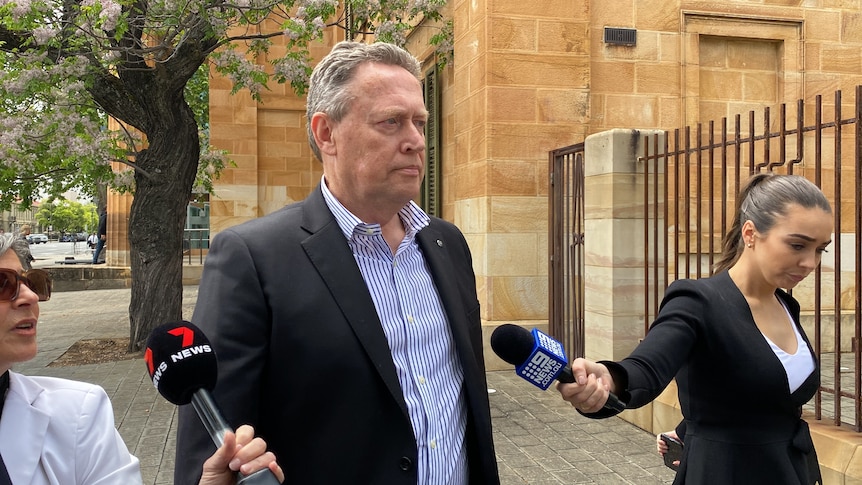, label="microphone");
[144,321,280,485]
[490,324,626,413]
